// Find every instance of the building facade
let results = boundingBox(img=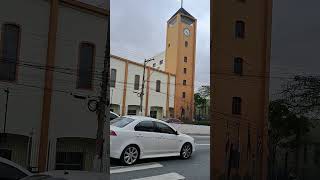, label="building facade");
[0,0,196,172]
[211,0,273,180]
